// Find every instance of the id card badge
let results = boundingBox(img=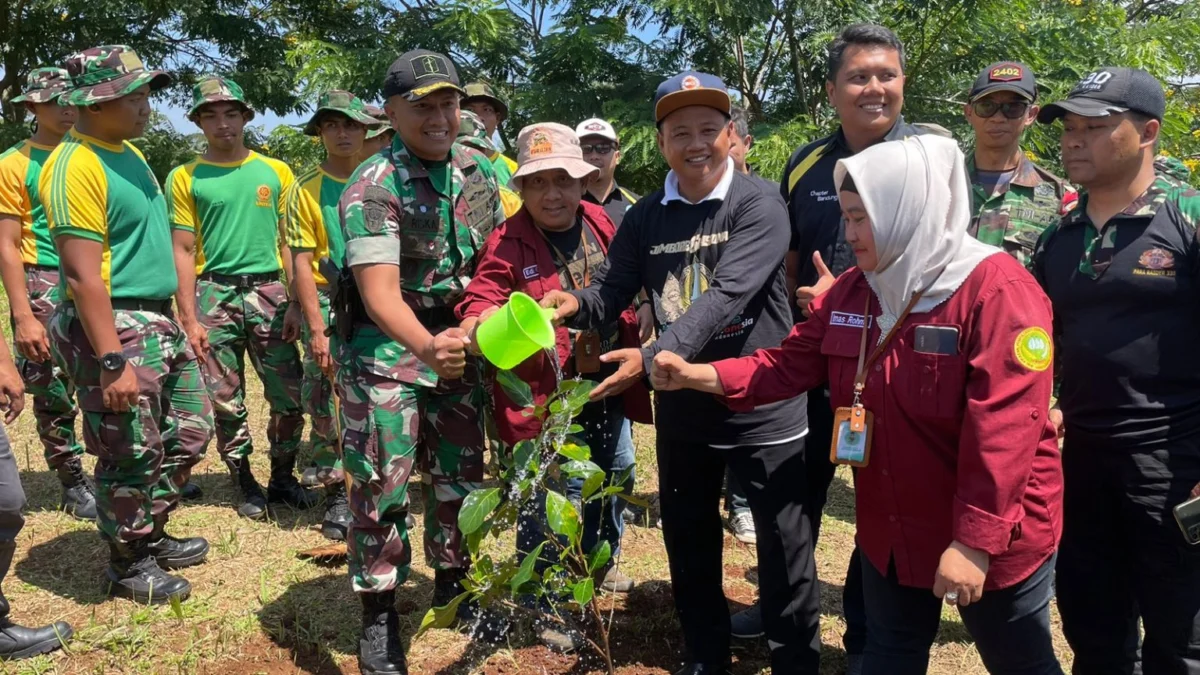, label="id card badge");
[574,330,602,374]
[830,404,873,467]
